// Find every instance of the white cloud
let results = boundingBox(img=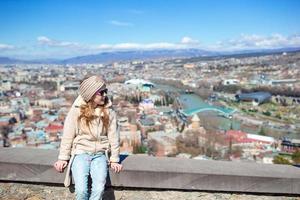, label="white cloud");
[113,43,140,49]
[36,36,200,53]
[37,36,52,44]
[3,33,299,59]
[94,41,195,51]
[181,36,199,45]
[35,34,300,55]
[37,36,80,48]
[210,33,300,51]
[108,20,133,27]
[144,42,179,49]
[93,44,112,50]
[90,43,178,51]
[0,43,15,51]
